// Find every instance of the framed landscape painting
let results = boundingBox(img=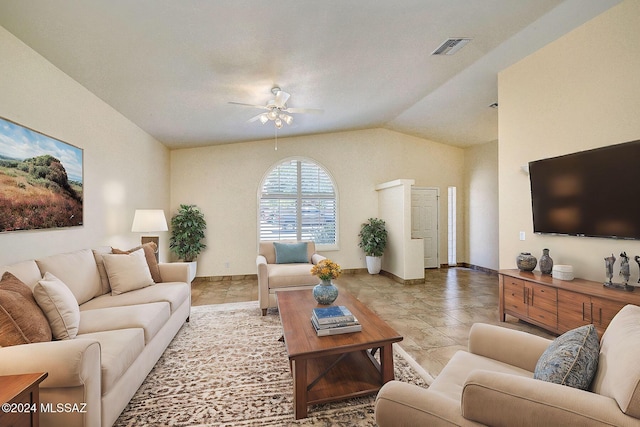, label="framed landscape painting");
[0,117,83,232]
